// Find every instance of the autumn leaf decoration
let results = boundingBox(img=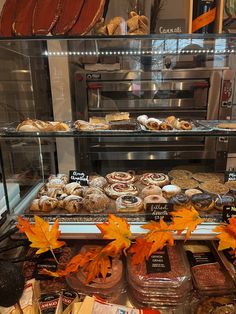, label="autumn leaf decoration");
[17,216,65,261]
[214,217,236,256]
